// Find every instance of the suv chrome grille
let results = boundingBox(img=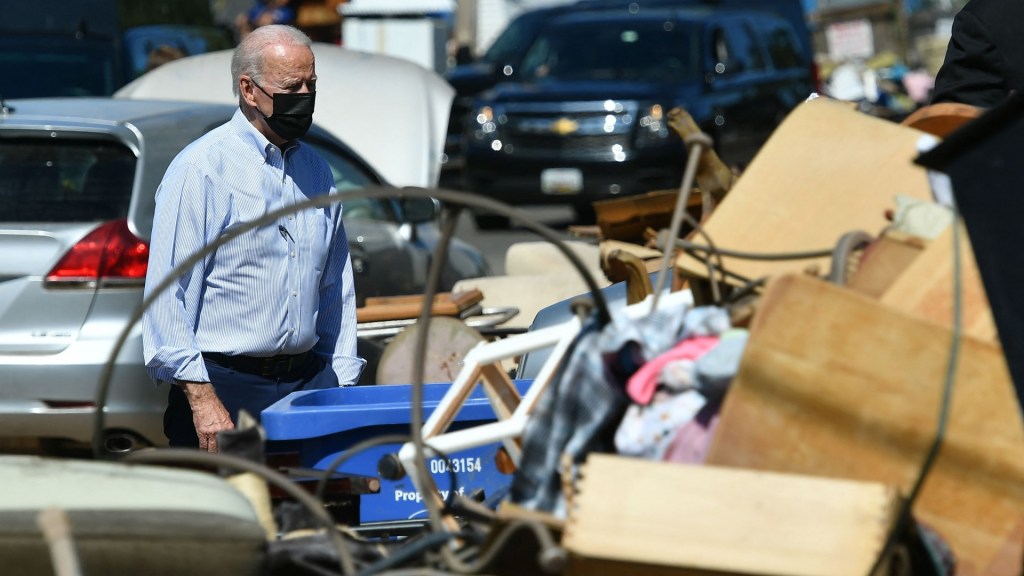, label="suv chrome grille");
[510,133,631,157]
[498,104,639,159]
